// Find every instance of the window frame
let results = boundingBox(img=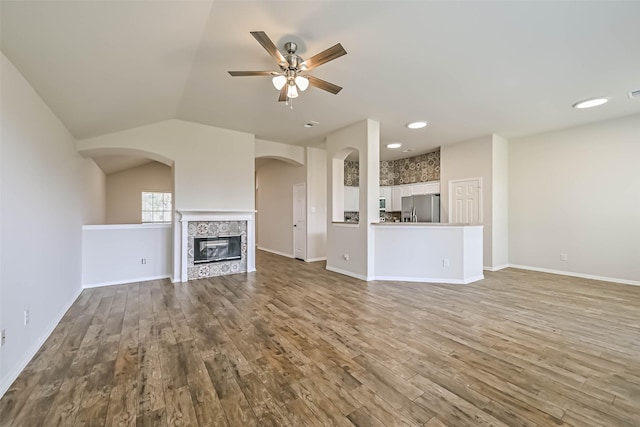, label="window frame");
[141,191,172,223]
